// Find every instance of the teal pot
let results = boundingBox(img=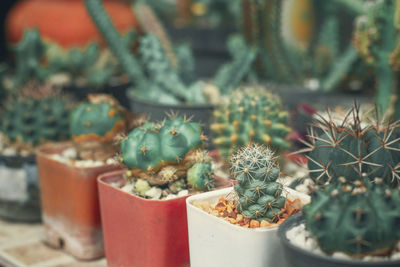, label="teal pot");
[0,154,41,222]
[128,95,215,142]
[278,214,400,267]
